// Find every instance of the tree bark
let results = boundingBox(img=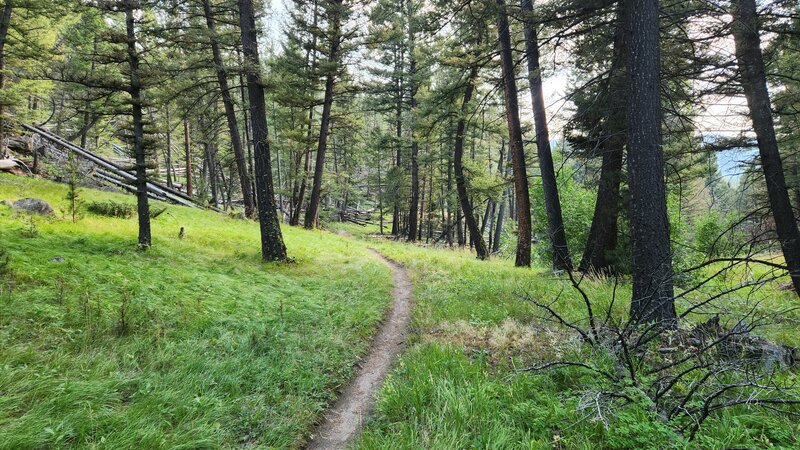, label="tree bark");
[580,3,628,274]
[521,0,571,270]
[493,139,510,253]
[239,0,287,261]
[203,0,255,218]
[124,0,151,248]
[304,0,343,229]
[454,66,489,260]
[497,0,532,267]
[732,0,800,296]
[165,104,173,187]
[184,118,193,196]
[407,0,419,242]
[625,0,675,325]
[0,1,13,148]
